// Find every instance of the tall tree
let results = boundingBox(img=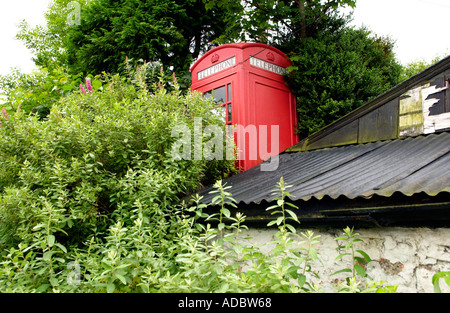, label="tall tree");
[284,26,403,138]
[16,0,89,72]
[205,0,356,44]
[65,0,230,77]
